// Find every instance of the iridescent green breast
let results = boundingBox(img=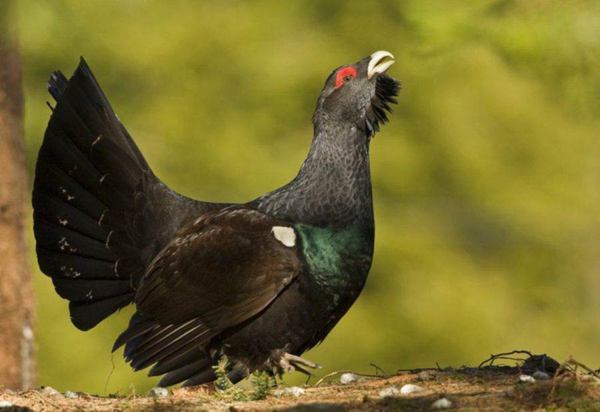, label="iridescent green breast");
[294,223,374,296]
